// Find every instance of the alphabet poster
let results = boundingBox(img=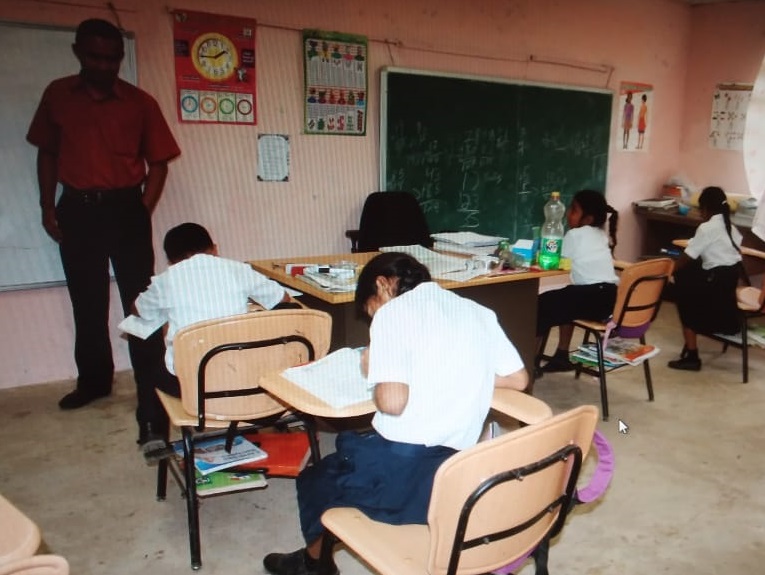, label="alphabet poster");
[302,29,368,135]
